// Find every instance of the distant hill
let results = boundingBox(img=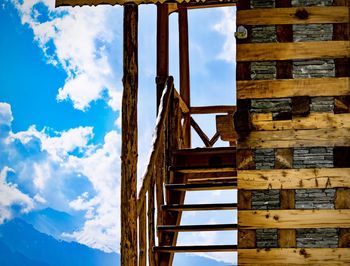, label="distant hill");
[0,219,119,266]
